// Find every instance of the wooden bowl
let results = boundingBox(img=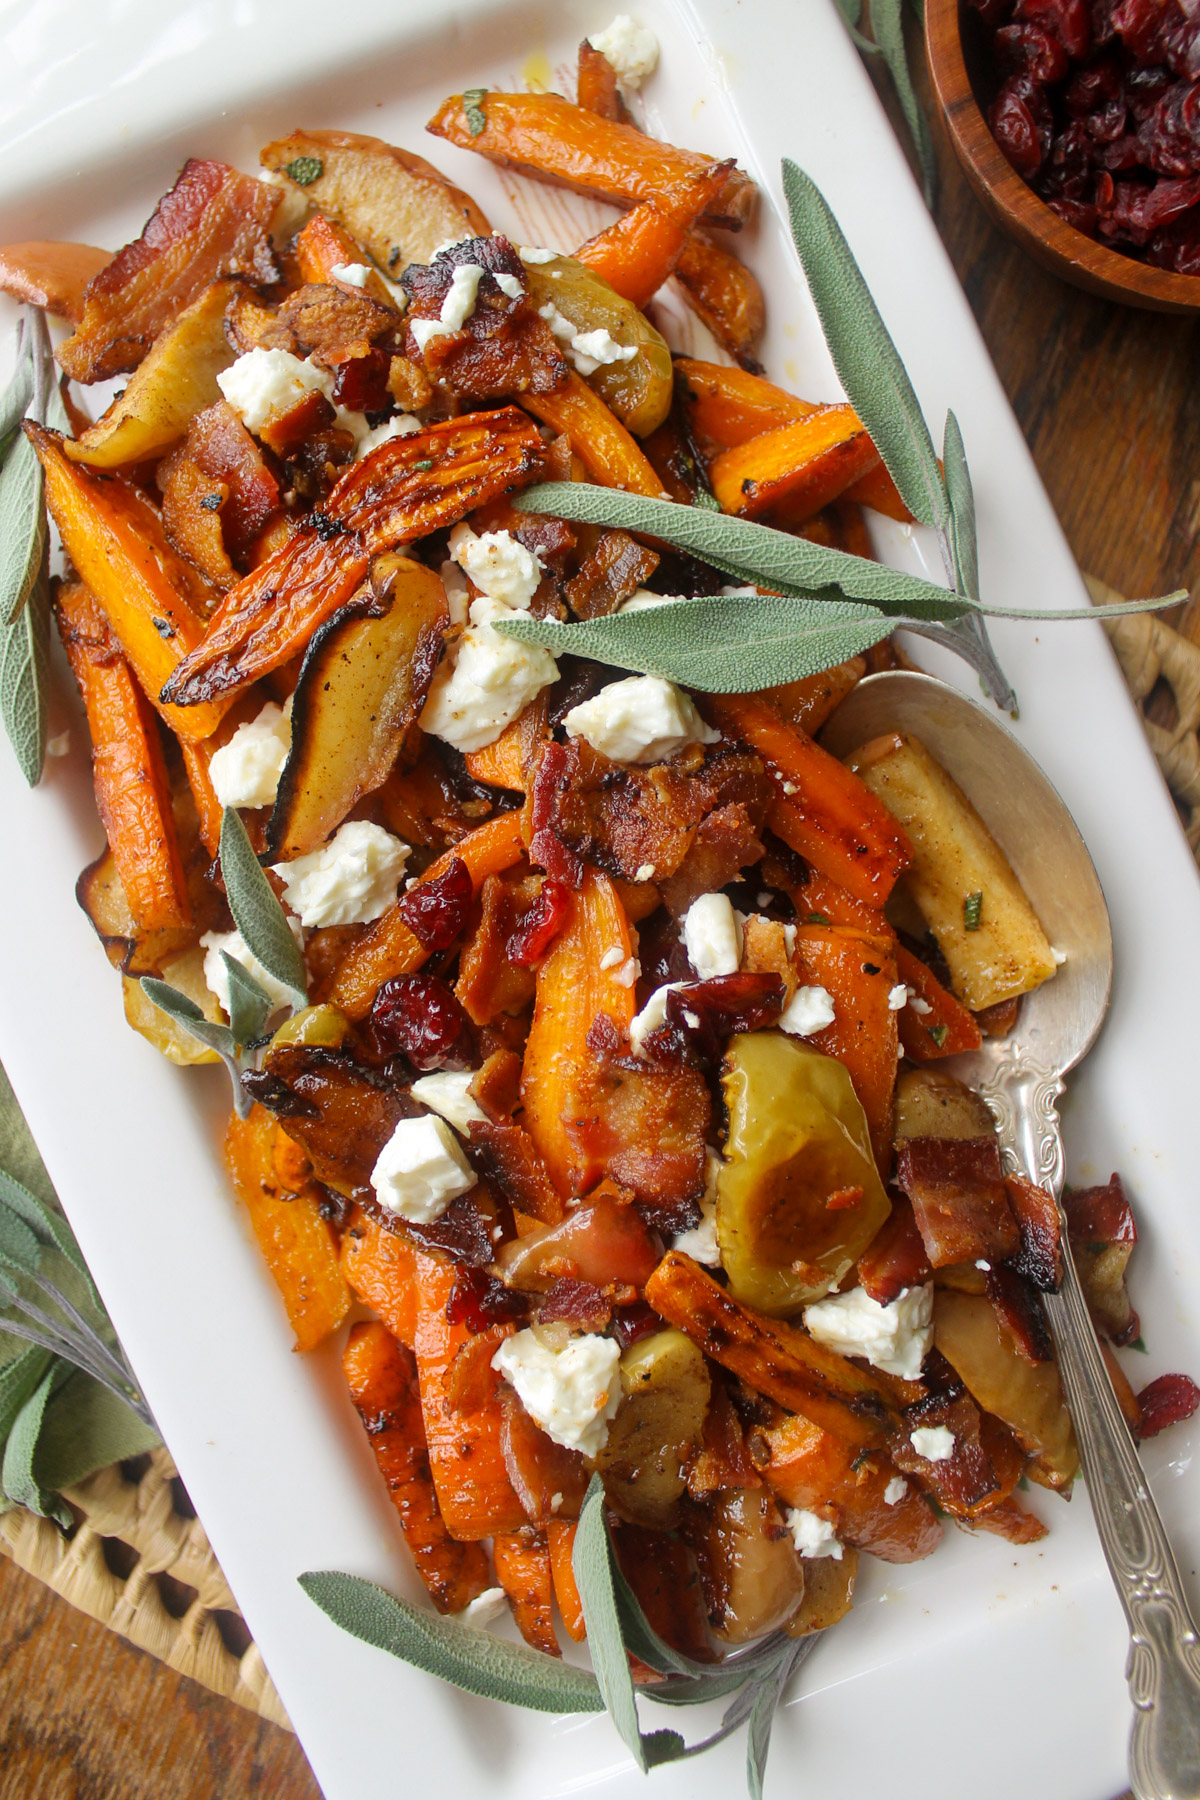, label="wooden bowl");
[925,0,1200,314]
